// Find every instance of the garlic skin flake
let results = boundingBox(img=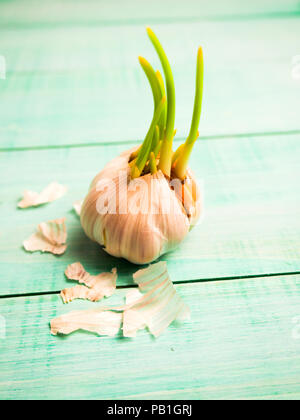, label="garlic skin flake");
[23,217,67,255]
[18,182,67,208]
[80,148,201,264]
[61,263,117,303]
[73,200,83,216]
[50,261,190,338]
[51,309,122,337]
[61,285,95,304]
[123,261,190,337]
